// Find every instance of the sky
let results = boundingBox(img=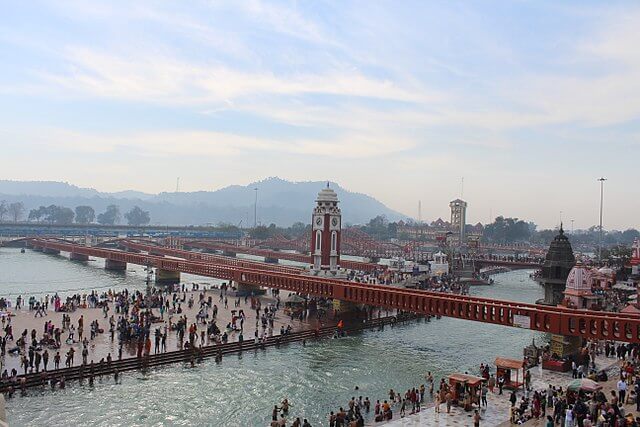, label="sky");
[1,1,639,230]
